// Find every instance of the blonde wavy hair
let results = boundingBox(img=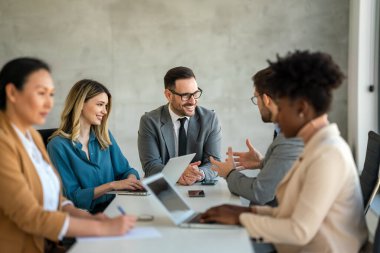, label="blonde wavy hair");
[51,79,112,149]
